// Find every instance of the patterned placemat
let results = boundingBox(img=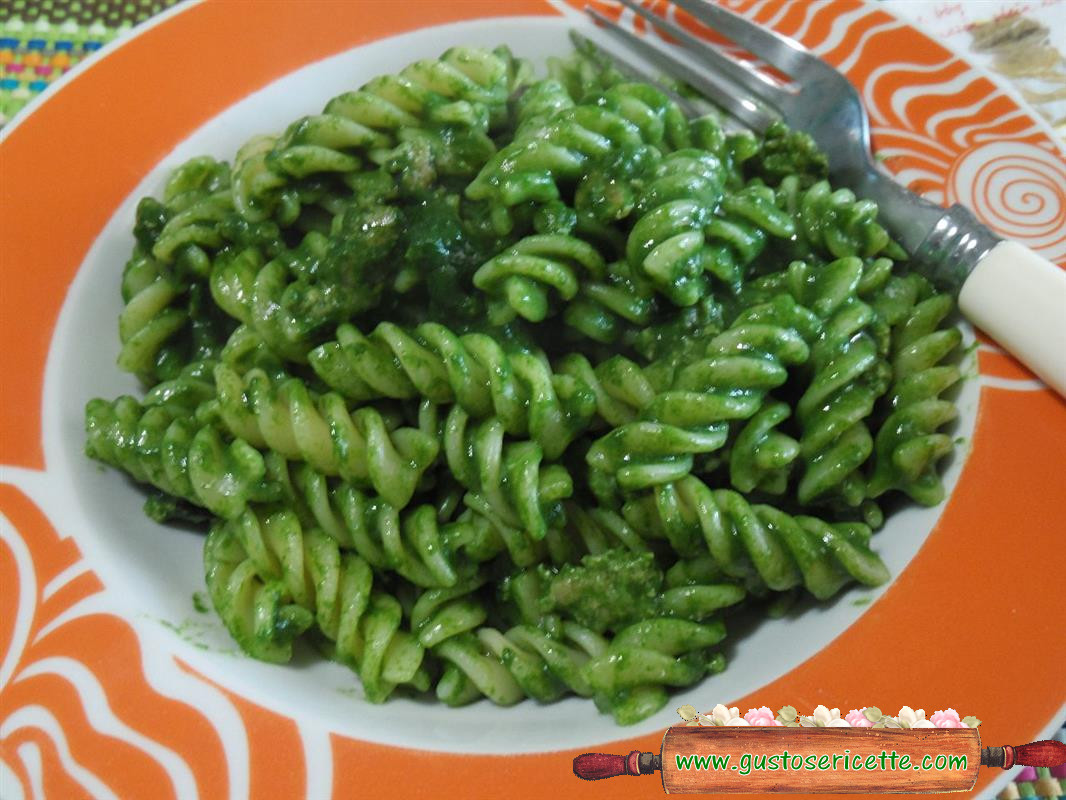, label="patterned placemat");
[0,0,183,124]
